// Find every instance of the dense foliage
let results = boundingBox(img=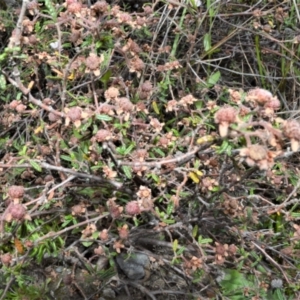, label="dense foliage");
[1,0,300,299]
